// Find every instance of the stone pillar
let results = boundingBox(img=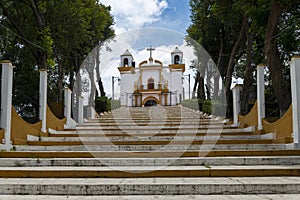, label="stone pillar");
[290,57,300,147]
[39,69,47,133]
[64,87,76,129]
[257,64,265,130]
[0,61,14,150]
[64,88,72,120]
[232,84,242,126]
[78,96,84,124]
